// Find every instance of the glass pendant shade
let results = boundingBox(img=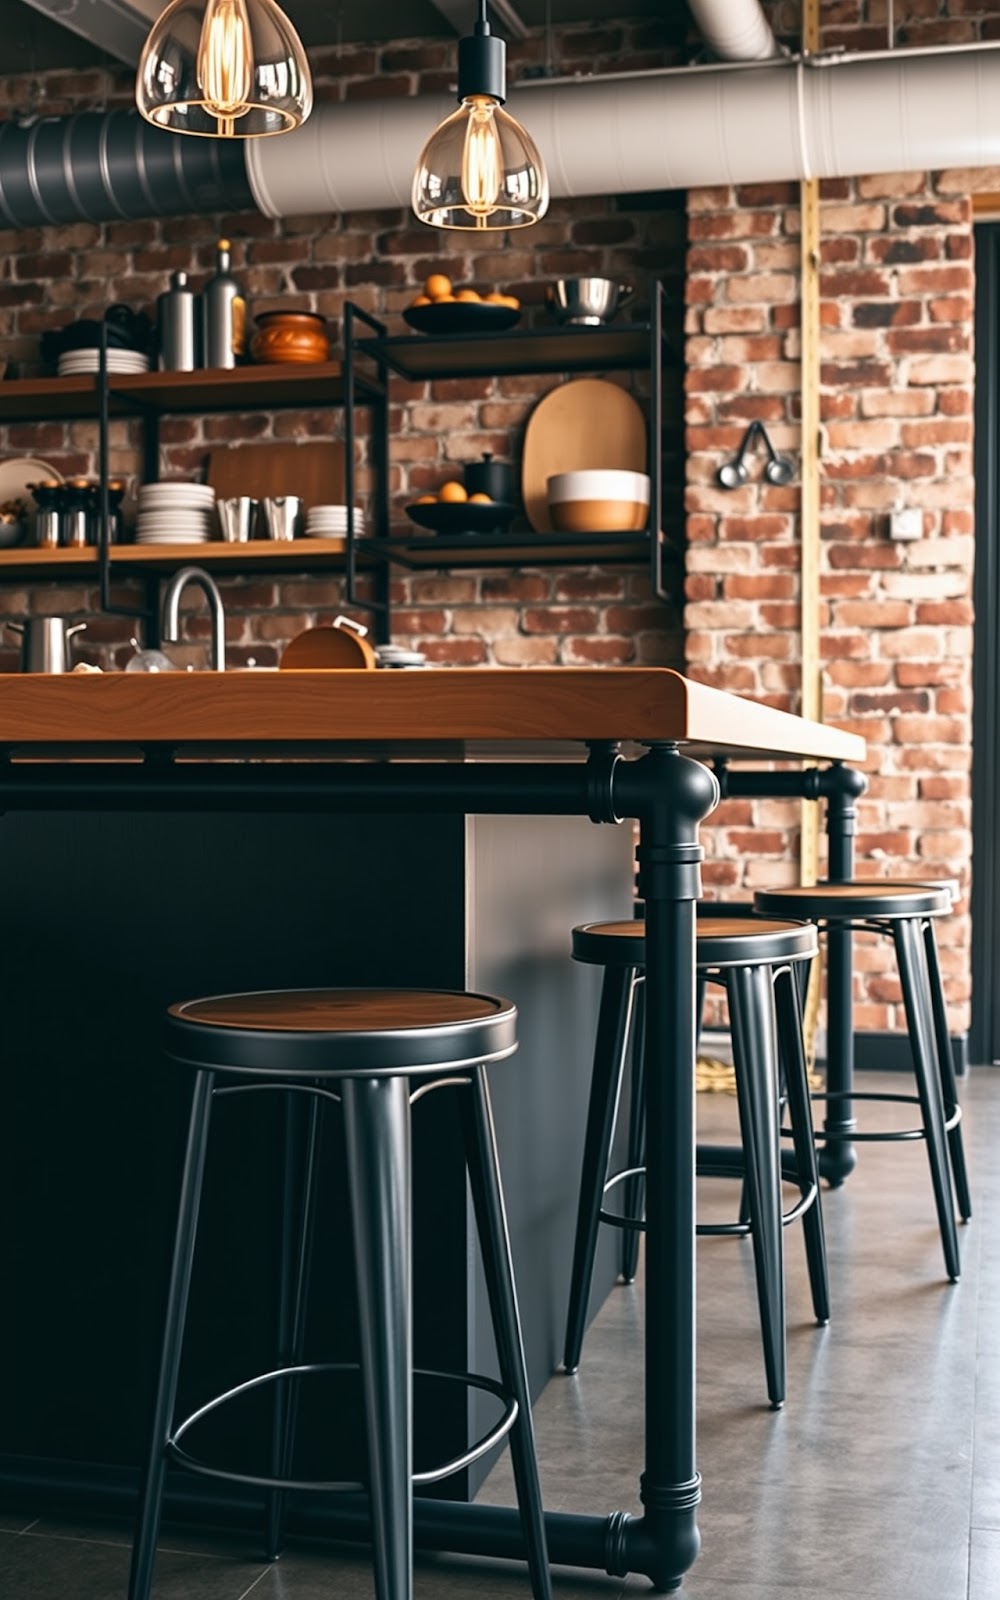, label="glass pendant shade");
[412,3,548,231]
[413,95,548,230]
[136,0,312,138]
